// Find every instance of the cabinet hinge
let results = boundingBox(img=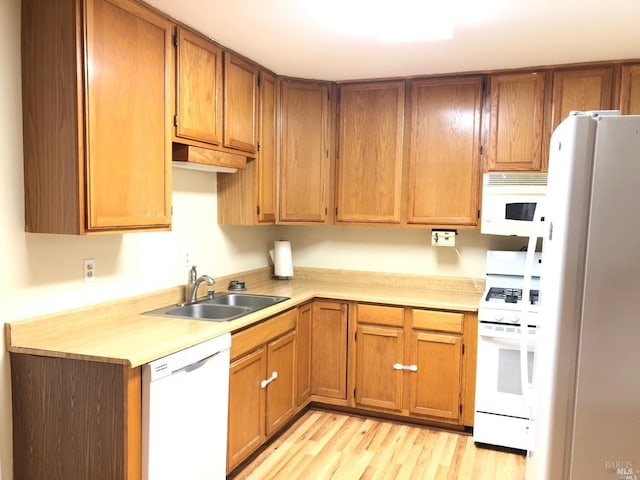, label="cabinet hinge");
[326,149,329,158]
[257,205,261,215]
[459,404,463,414]
[354,331,357,341]
[172,33,177,48]
[335,207,338,216]
[462,344,465,354]
[477,209,481,219]
[257,72,261,88]
[354,388,357,398]
[479,145,484,155]
[257,142,261,152]
[324,207,328,215]
[173,115,179,127]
